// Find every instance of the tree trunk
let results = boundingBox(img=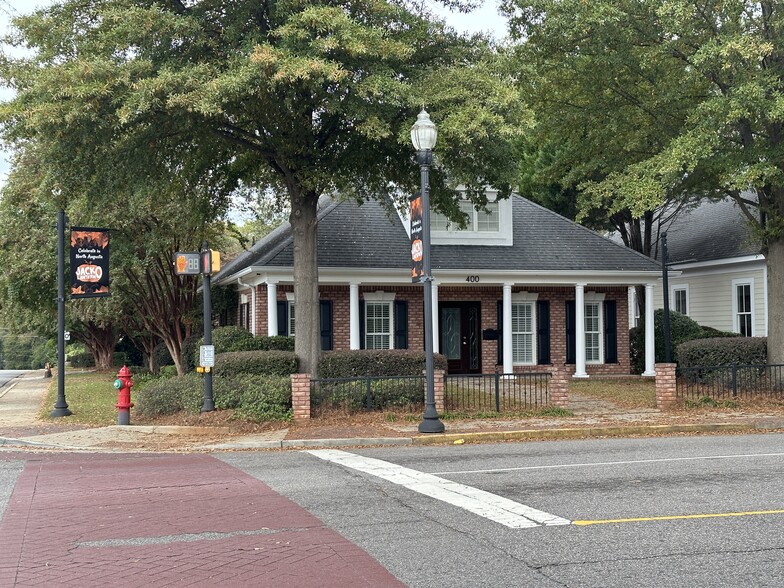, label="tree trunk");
[290,190,321,378]
[767,238,784,364]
